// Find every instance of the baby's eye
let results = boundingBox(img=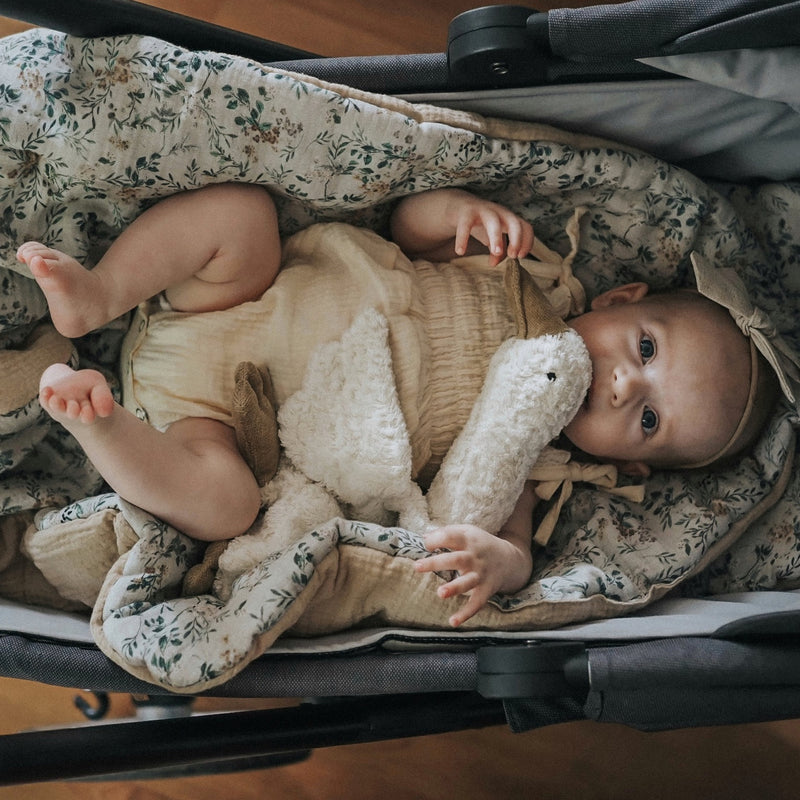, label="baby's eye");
[639,336,655,362]
[641,407,658,435]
